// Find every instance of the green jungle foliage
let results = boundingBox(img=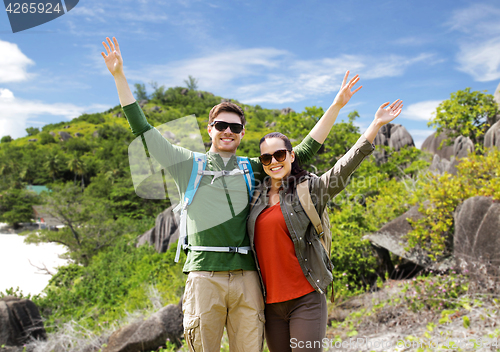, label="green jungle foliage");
[408,148,500,258]
[32,235,186,333]
[1,84,496,342]
[429,88,498,153]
